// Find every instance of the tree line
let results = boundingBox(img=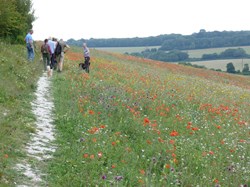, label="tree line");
[130,47,250,75]
[67,29,250,50]
[0,0,35,43]
[129,48,250,62]
[182,61,250,75]
[226,62,250,75]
